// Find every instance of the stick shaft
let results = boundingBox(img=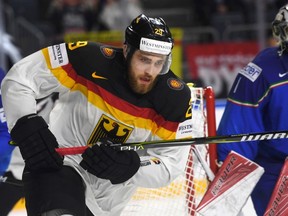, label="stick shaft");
[55,130,288,156]
[0,176,23,186]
